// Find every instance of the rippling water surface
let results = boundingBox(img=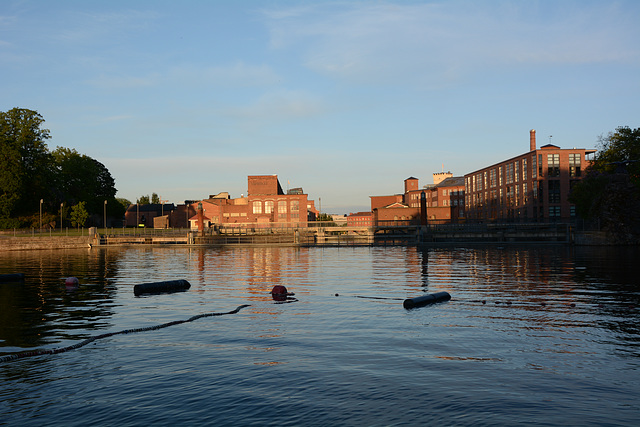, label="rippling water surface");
[1,245,639,426]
